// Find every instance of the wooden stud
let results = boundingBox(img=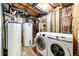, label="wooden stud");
[72,4,79,56]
